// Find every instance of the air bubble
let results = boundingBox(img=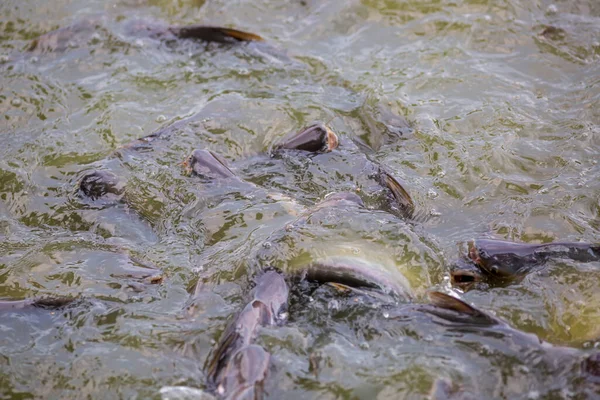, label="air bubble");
[263,242,272,249]
[11,98,22,107]
[546,4,558,14]
[156,115,167,123]
[427,189,438,199]
[383,311,390,319]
